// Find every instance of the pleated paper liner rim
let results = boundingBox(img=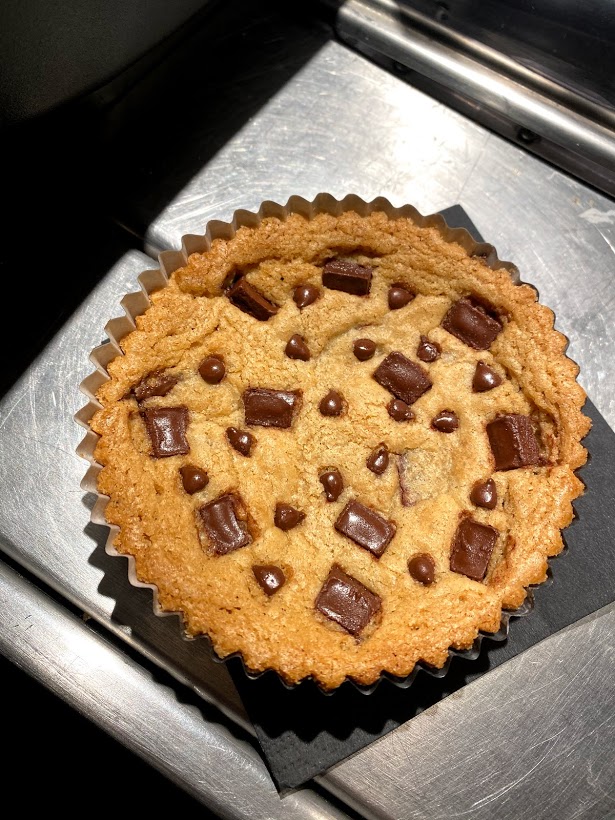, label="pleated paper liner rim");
[76,192,578,696]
